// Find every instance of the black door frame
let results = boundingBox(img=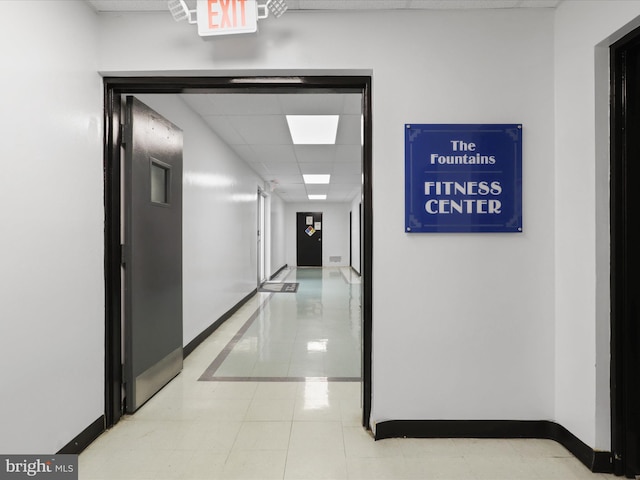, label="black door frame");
[103,76,373,429]
[611,28,640,478]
